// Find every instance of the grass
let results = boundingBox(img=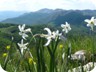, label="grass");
[0,26,17,34]
[0,24,96,72]
[0,35,95,72]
